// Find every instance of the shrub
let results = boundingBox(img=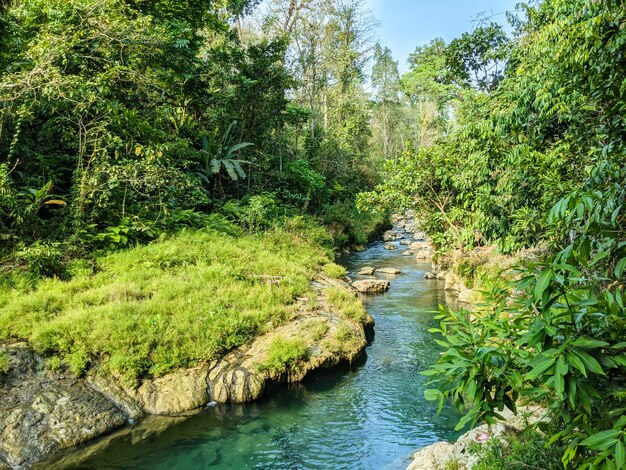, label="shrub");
[14,241,64,278]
